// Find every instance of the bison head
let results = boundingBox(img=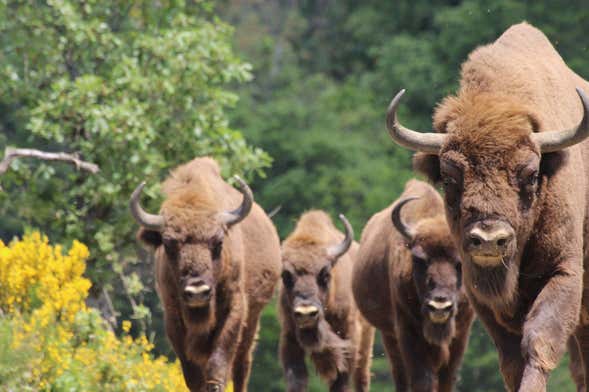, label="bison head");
[392,197,462,345]
[130,177,252,316]
[280,215,353,336]
[386,89,589,307]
